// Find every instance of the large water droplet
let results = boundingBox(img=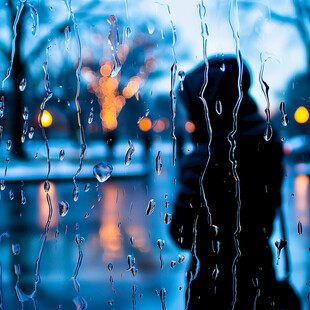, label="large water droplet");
[93,162,113,183]
[12,243,20,255]
[215,100,222,115]
[30,5,39,36]
[279,101,289,126]
[146,199,156,215]
[125,140,135,166]
[0,180,6,191]
[19,78,27,91]
[170,260,176,268]
[58,201,69,217]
